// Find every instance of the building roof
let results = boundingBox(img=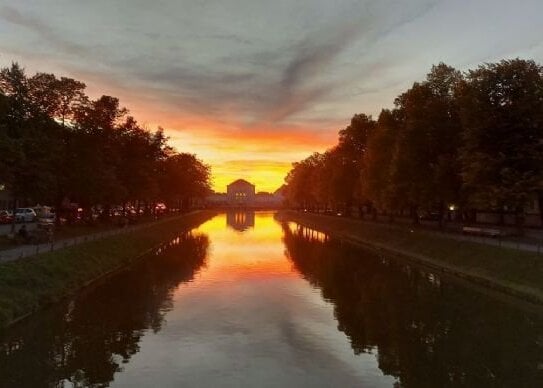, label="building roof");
[227,179,255,188]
